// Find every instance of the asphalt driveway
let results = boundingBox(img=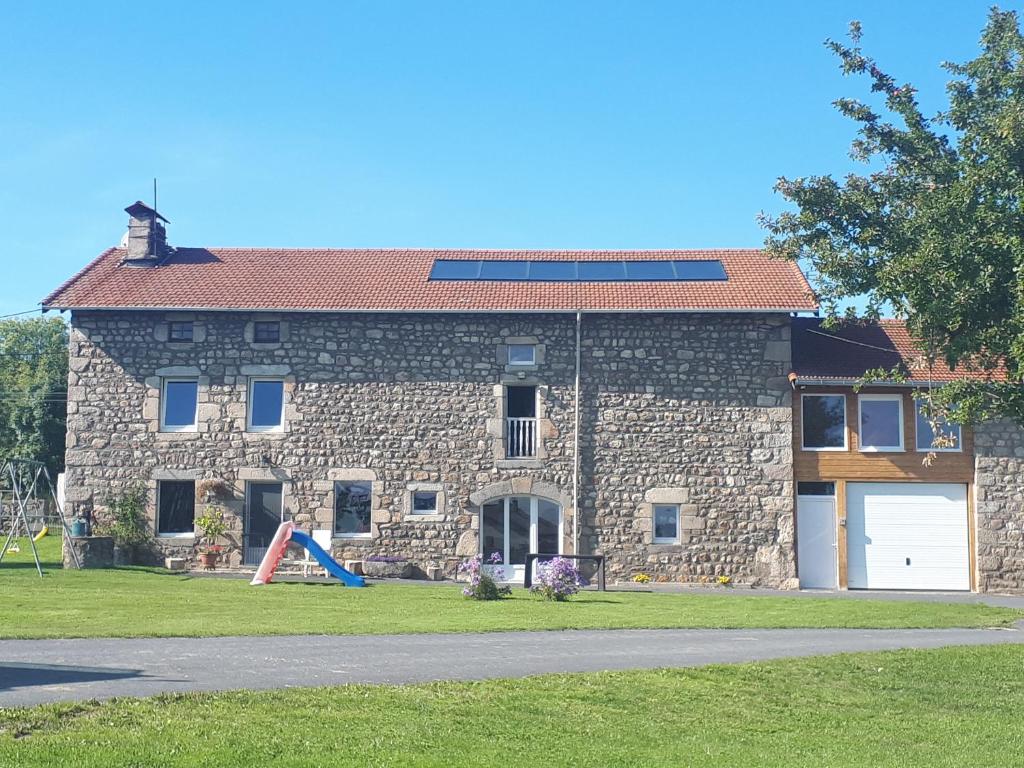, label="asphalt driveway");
[2,624,1022,707]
